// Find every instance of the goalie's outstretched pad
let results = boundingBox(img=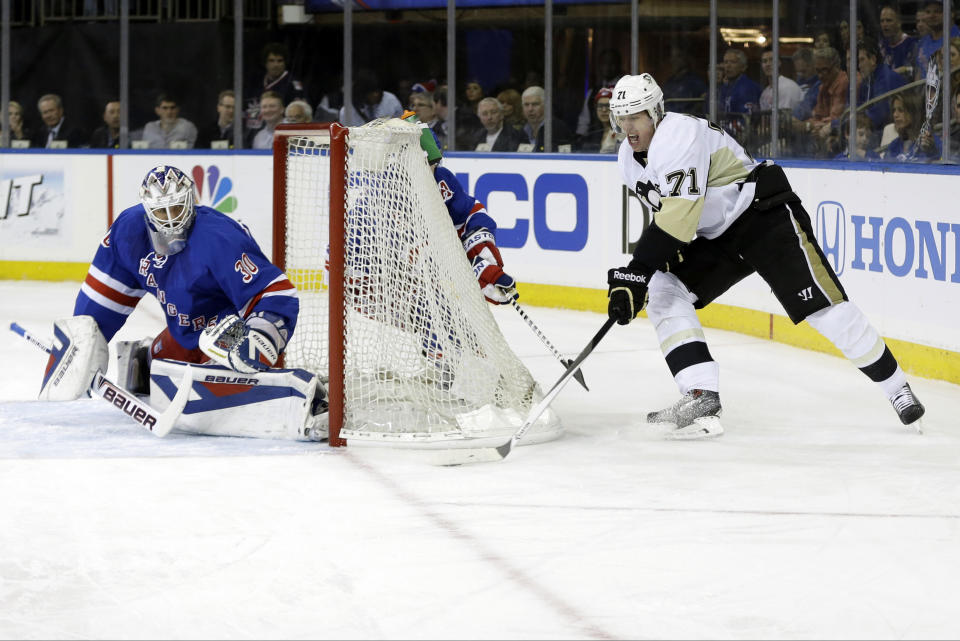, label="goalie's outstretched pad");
[150,359,328,441]
[39,316,108,401]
